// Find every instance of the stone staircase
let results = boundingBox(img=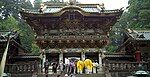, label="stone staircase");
[10,66,106,77]
[37,73,106,77]
[36,66,106,77]
[10,73,106,77]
